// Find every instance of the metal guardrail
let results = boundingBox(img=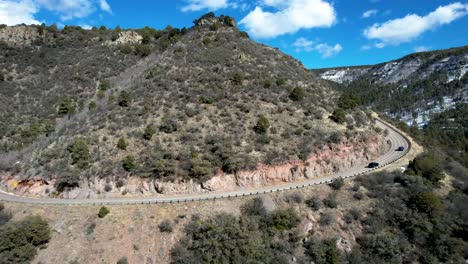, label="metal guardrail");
[1,118,412,206]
